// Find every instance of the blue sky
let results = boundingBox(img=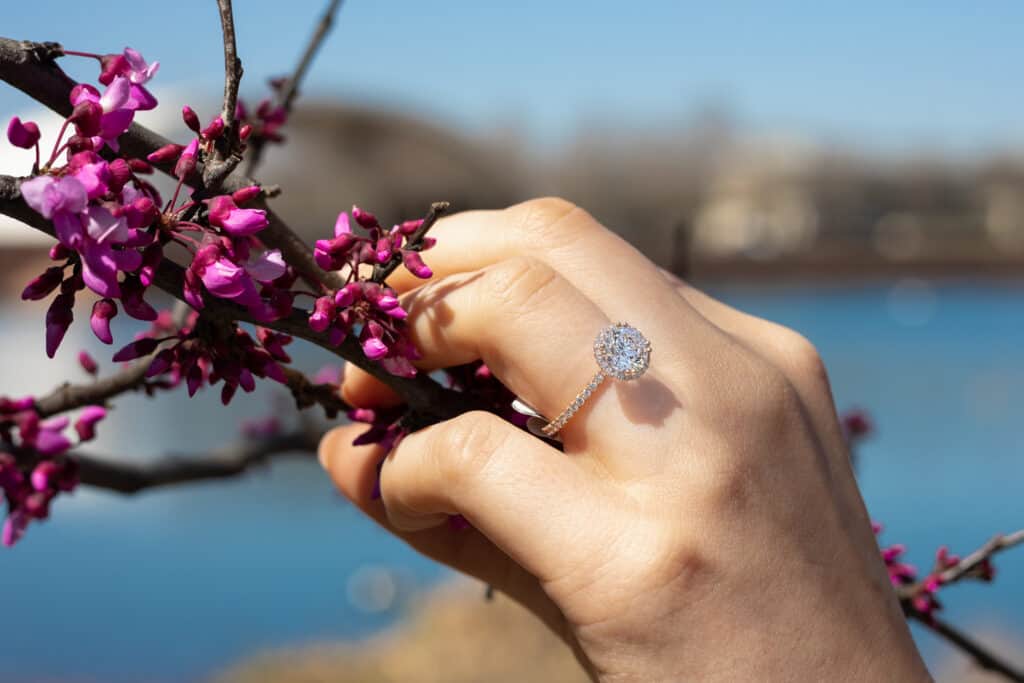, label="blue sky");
[3,0,1024,153]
